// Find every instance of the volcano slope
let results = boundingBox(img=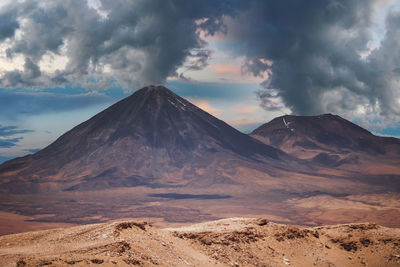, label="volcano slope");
[251,114,400,174]
[1,218,399,267]
[0,86,399,235]
[0,85,290,193]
